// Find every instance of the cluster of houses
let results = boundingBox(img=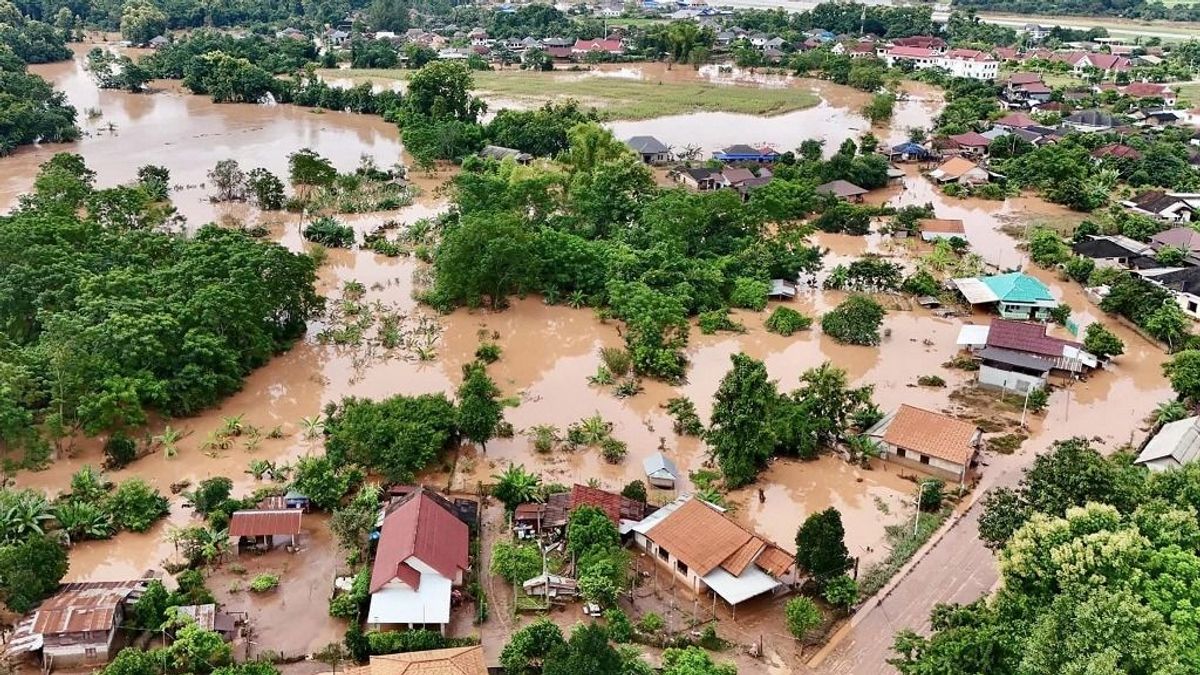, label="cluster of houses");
[956,313,1100,392]
[1073,220,1200,320]
[3,492,318,669]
